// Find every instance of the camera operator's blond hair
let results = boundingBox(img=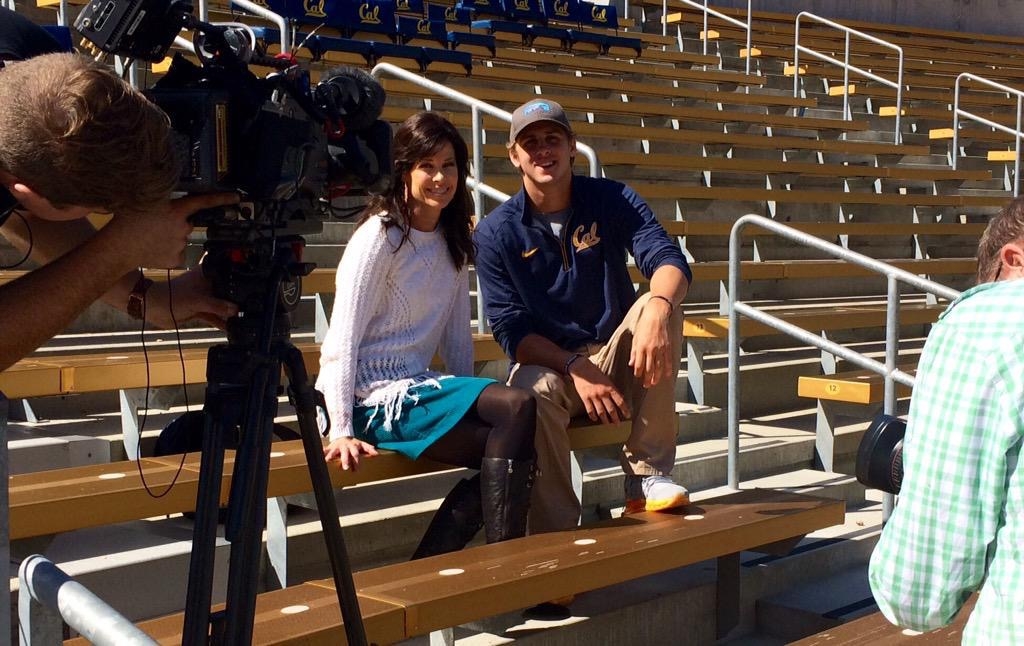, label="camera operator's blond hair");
[0,52,177,215]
